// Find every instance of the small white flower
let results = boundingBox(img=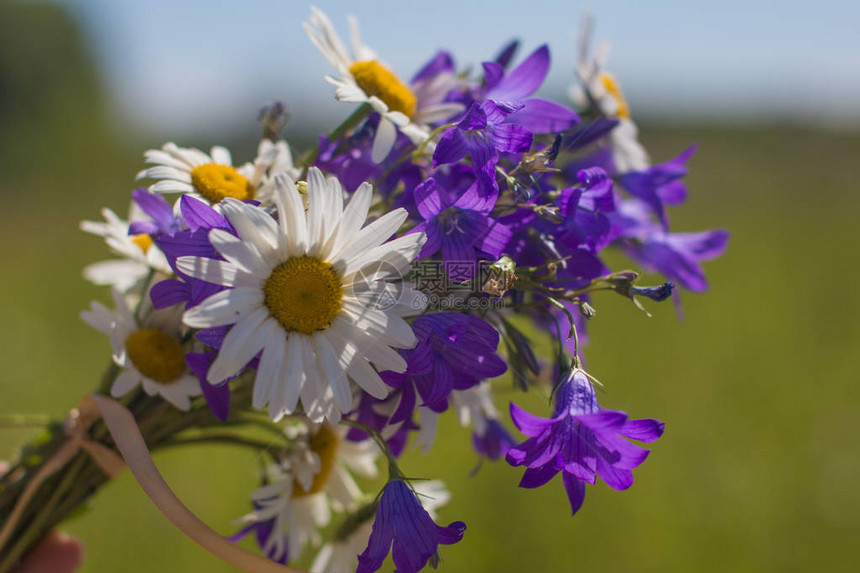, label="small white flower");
[81,289,201,410]
[178,167,426,423]
[136,139,299,206]
[304,7,463,162]
[80,203,171,293]
[239,423,379,563]
[570,18,650,174]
